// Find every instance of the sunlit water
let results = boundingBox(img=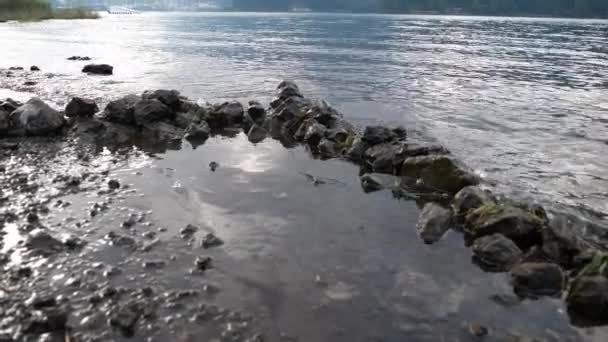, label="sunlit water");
[1,12,608,341]
[1,12,607,224]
